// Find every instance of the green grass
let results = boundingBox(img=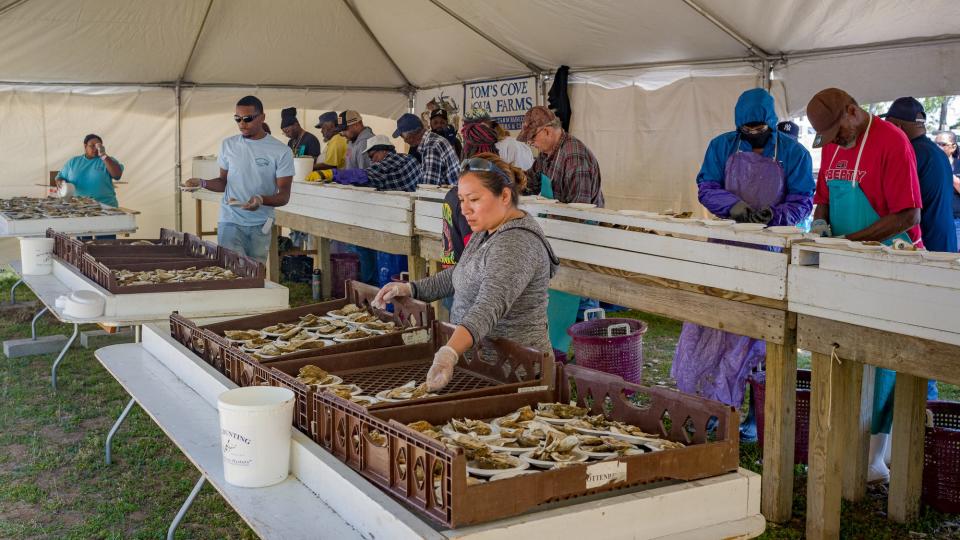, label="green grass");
[1,278,958,538]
